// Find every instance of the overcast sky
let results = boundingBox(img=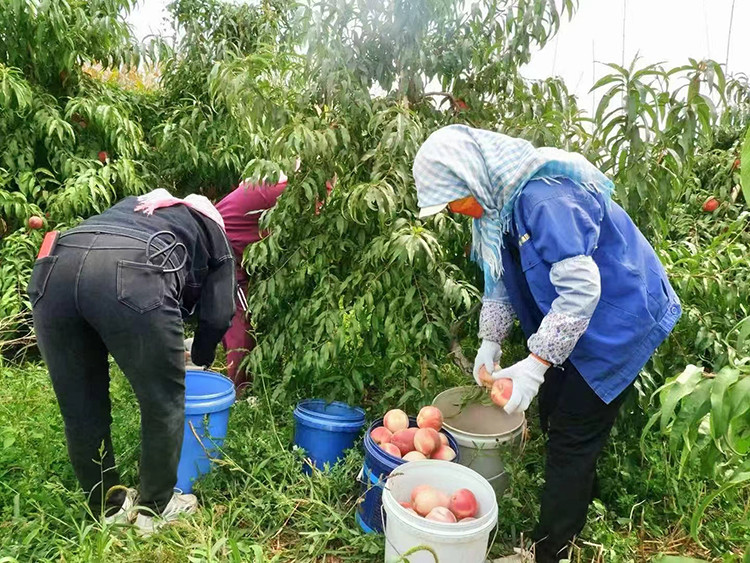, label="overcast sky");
[128,0,749,114]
